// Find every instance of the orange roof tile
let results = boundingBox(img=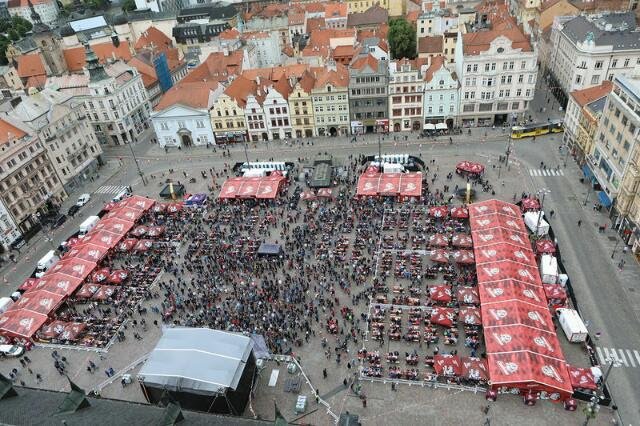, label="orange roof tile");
[63,41,133,72]
[406,10,420,23]
[570,81,613,107]
[462,30,532,55]
[182,51,244,84]
[219,28,240,40]
[0,119,27,145]
[418,36,443,54]
[25,74,47,89]
[356,24,388,42]
[424,56,445,82]
[272,77,292,100]
[332,44,356,57]
[7,0,50,7]
[128,56,158,88]
[16,53,46,78]
[350,54,378,71]
[289,11,306,26]
[223,75,257,108]
[312,62,349,89]
[303,28,355,58]
[156,80,220,111]
[305,2,326,13]
[297,70,316,94]
[307,17,326,33]
[325,2,347,18]
[135,27,172,53]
